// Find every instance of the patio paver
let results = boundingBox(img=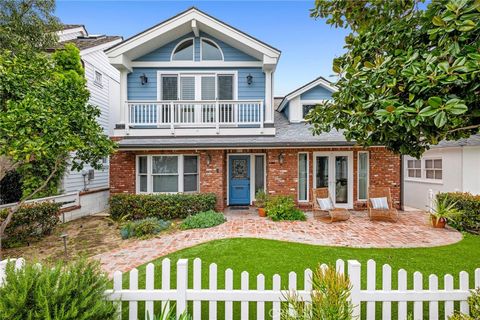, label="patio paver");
[93,210,462,275]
